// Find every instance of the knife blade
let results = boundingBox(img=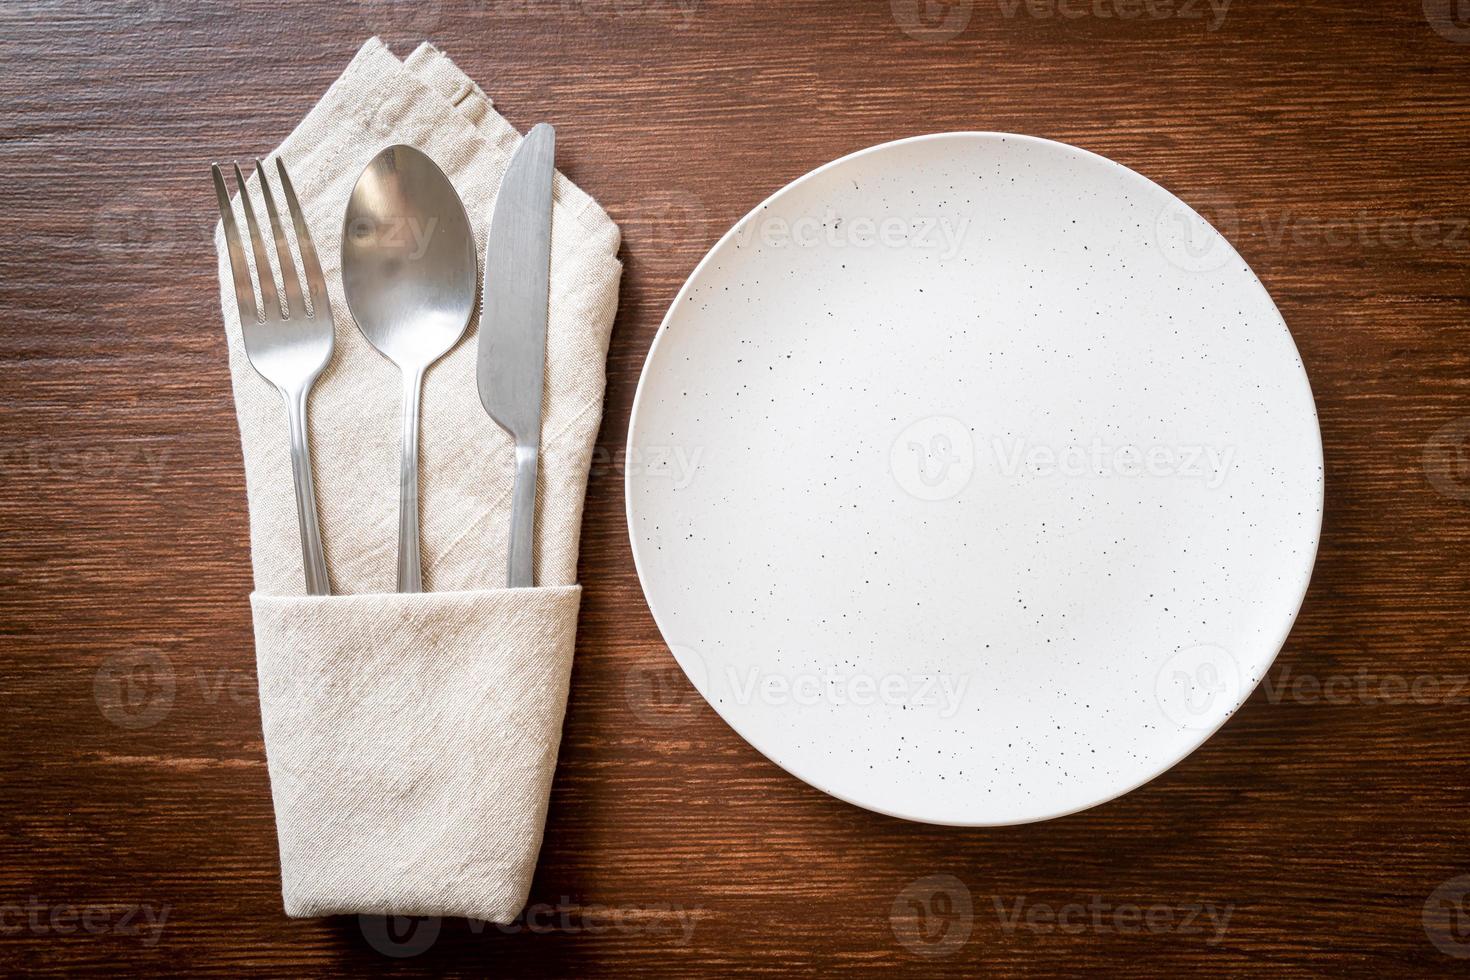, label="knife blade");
[478,123,555,588]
